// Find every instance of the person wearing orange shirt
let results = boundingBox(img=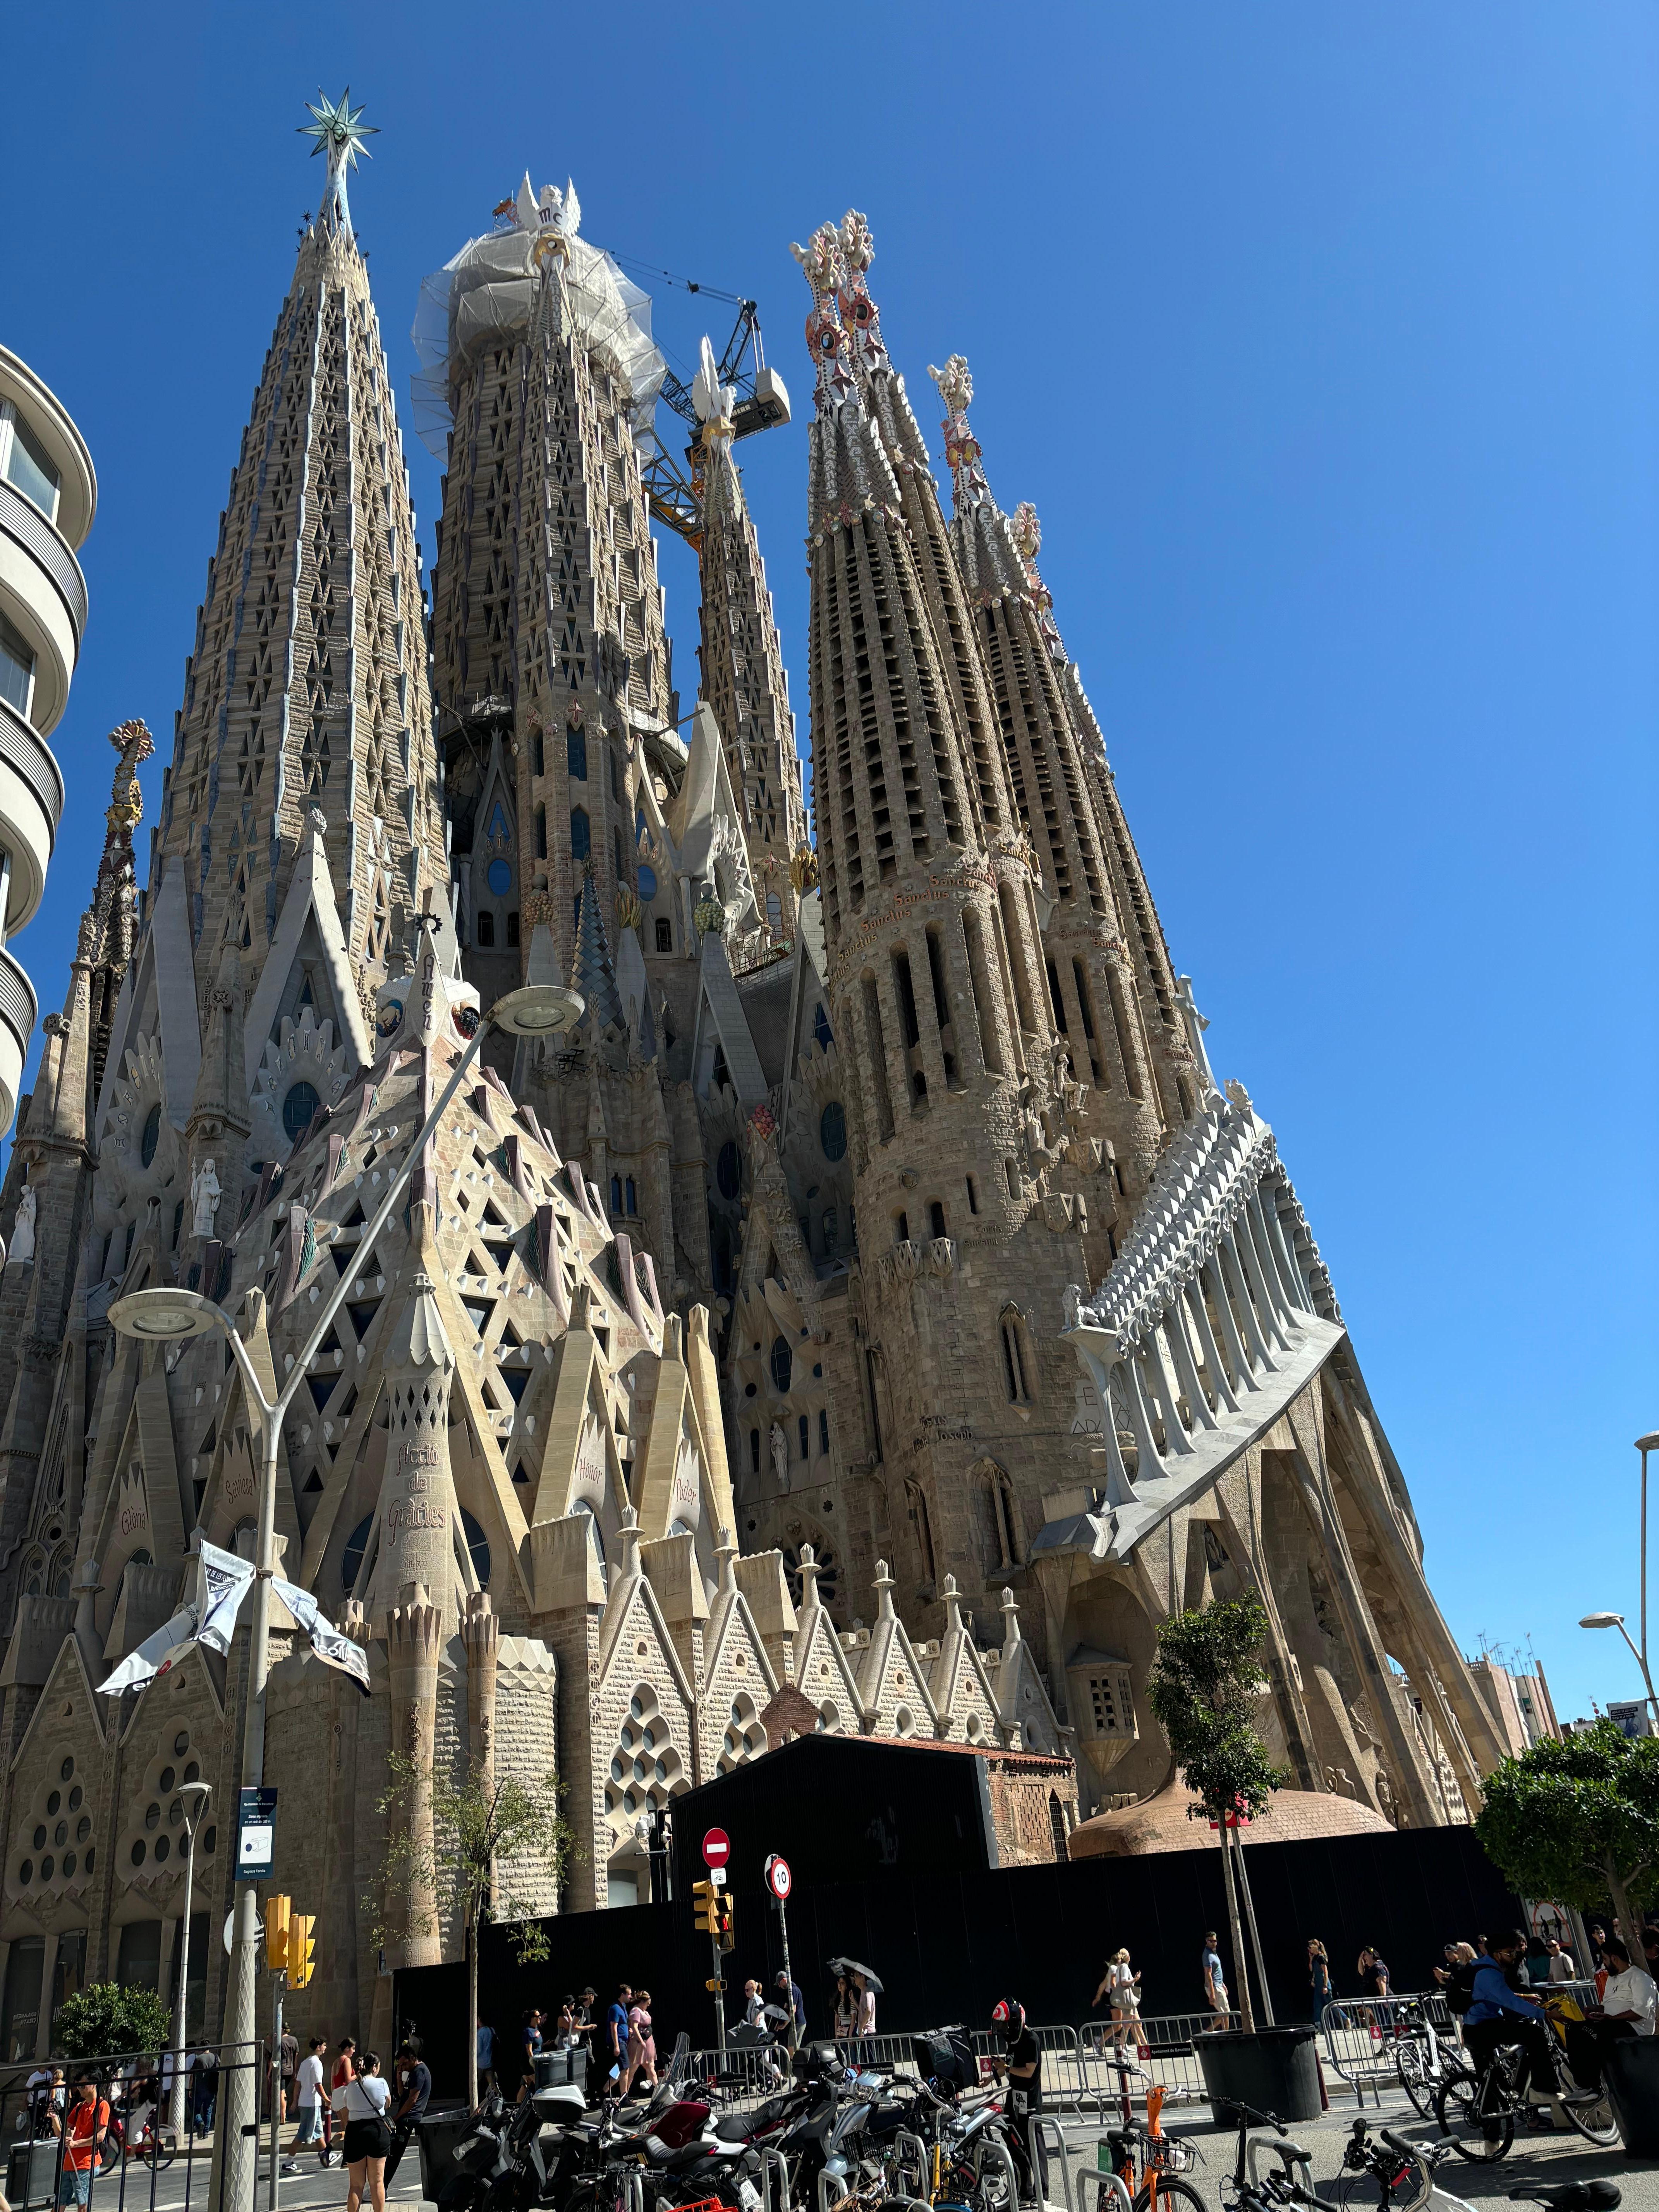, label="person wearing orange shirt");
[63,2077,110,2206]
